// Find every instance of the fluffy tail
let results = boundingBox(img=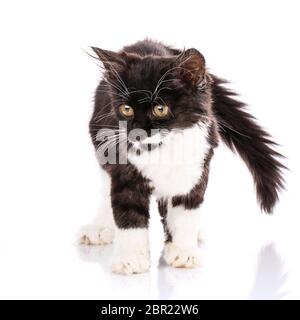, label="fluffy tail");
[211,75,286,213]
